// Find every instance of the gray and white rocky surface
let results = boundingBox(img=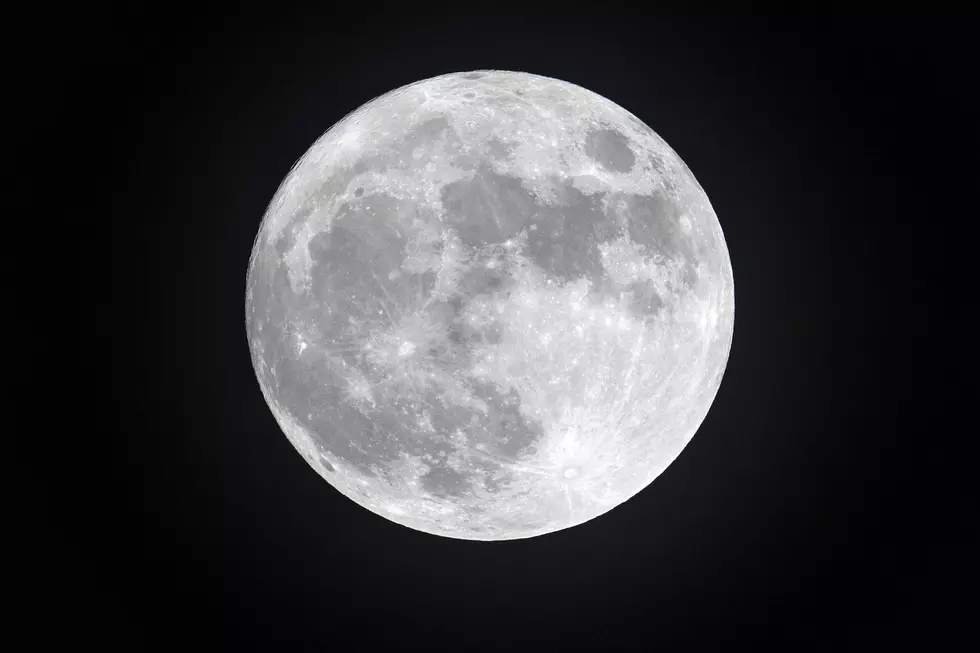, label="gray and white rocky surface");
[245,70,734,540]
